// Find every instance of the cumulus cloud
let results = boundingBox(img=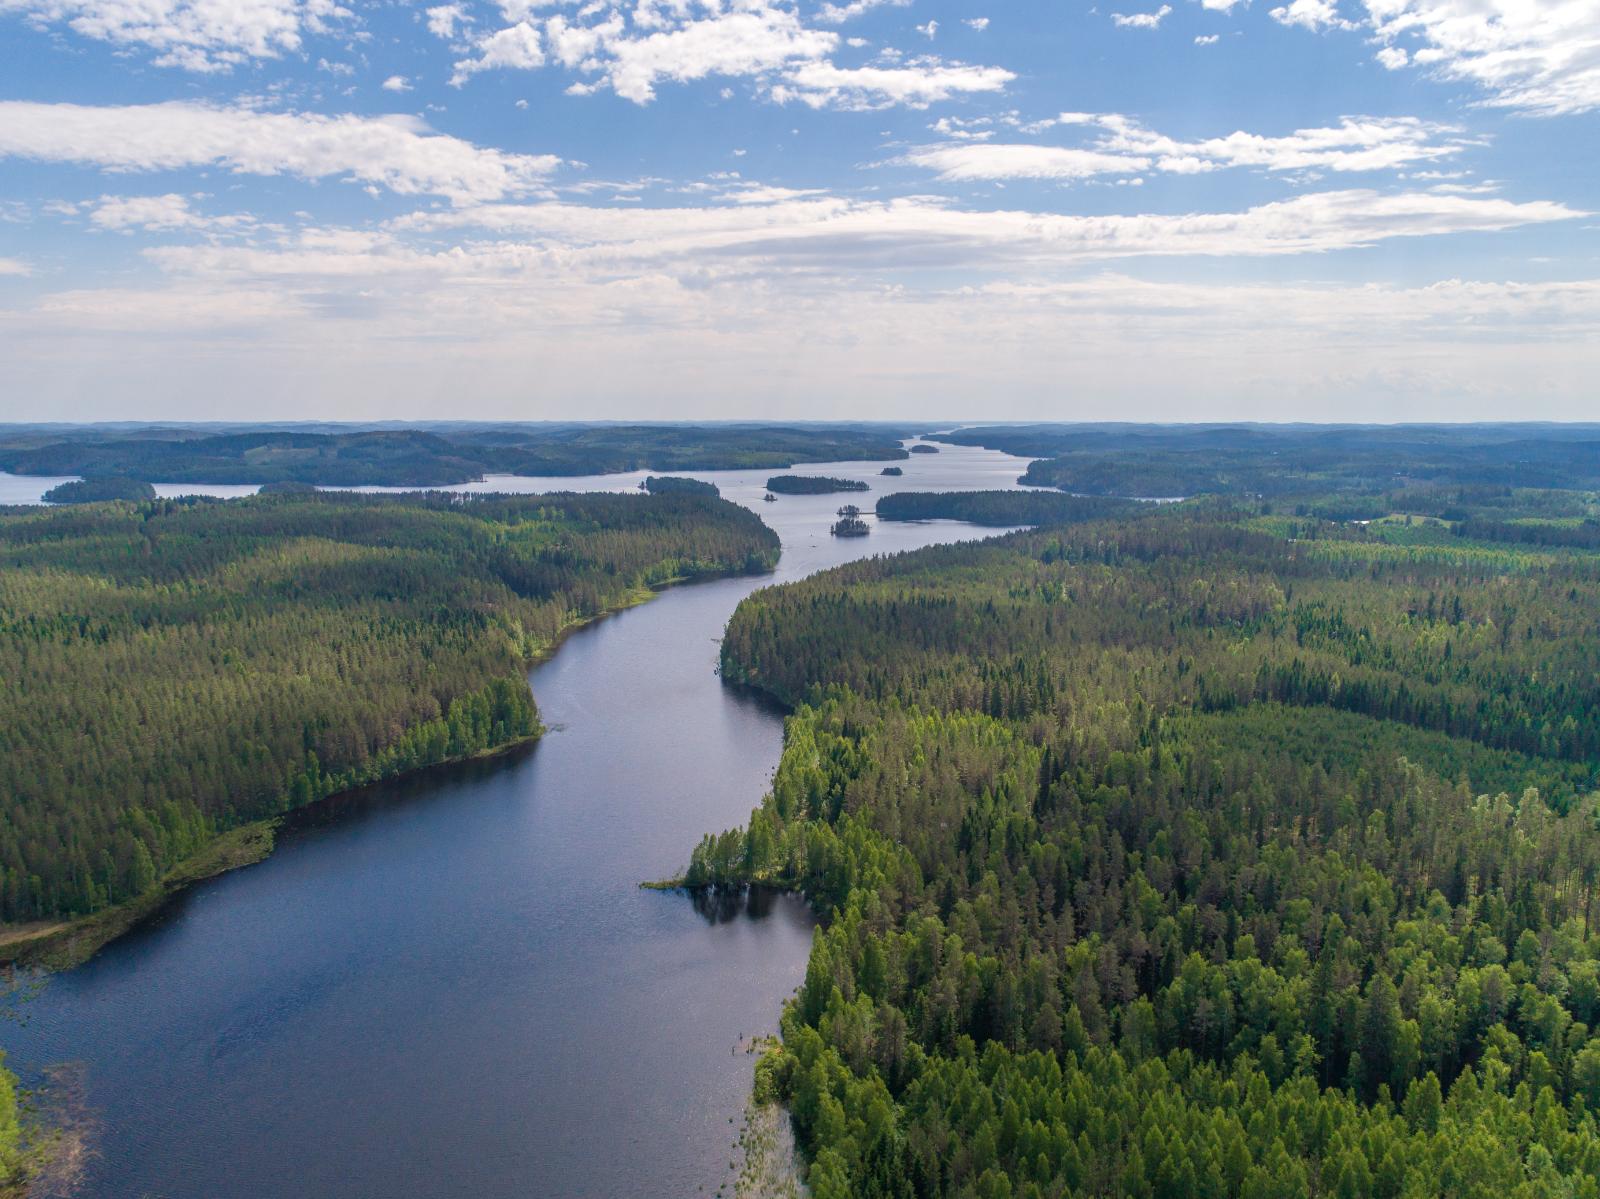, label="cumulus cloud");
[439,0,1015,108]
[964,16,988,30]
[815,0,909,23]
[0,101,562,204]
[1361,0,1600,116]
[83,193,260,234]
[778,59,1014,108]
[425,2,467,38]
[382,74,413,91]
[450,21,545,85]
[1111,5,1172,28]
[1195,33,1219,44]
[0,0,350,70]
[1269,0,1354,30]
